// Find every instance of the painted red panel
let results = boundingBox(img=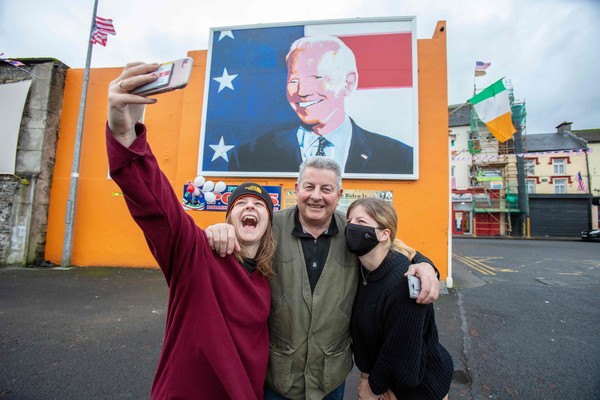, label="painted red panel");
[339,33,412,89]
